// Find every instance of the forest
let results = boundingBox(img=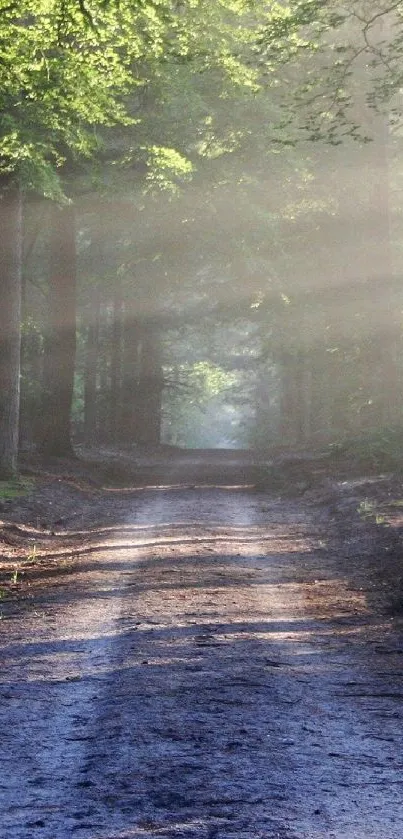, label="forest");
[4,5,403,838]
[1,0,403,474]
